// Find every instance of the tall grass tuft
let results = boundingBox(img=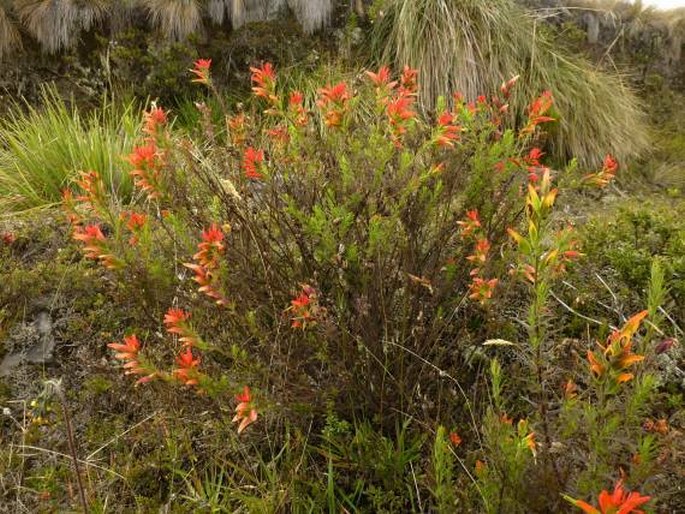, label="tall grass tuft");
[374,0,649,166]
[0,88,138,214]
[0,5,20,59]
[143,0,203,40]
[15,0,108,53]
